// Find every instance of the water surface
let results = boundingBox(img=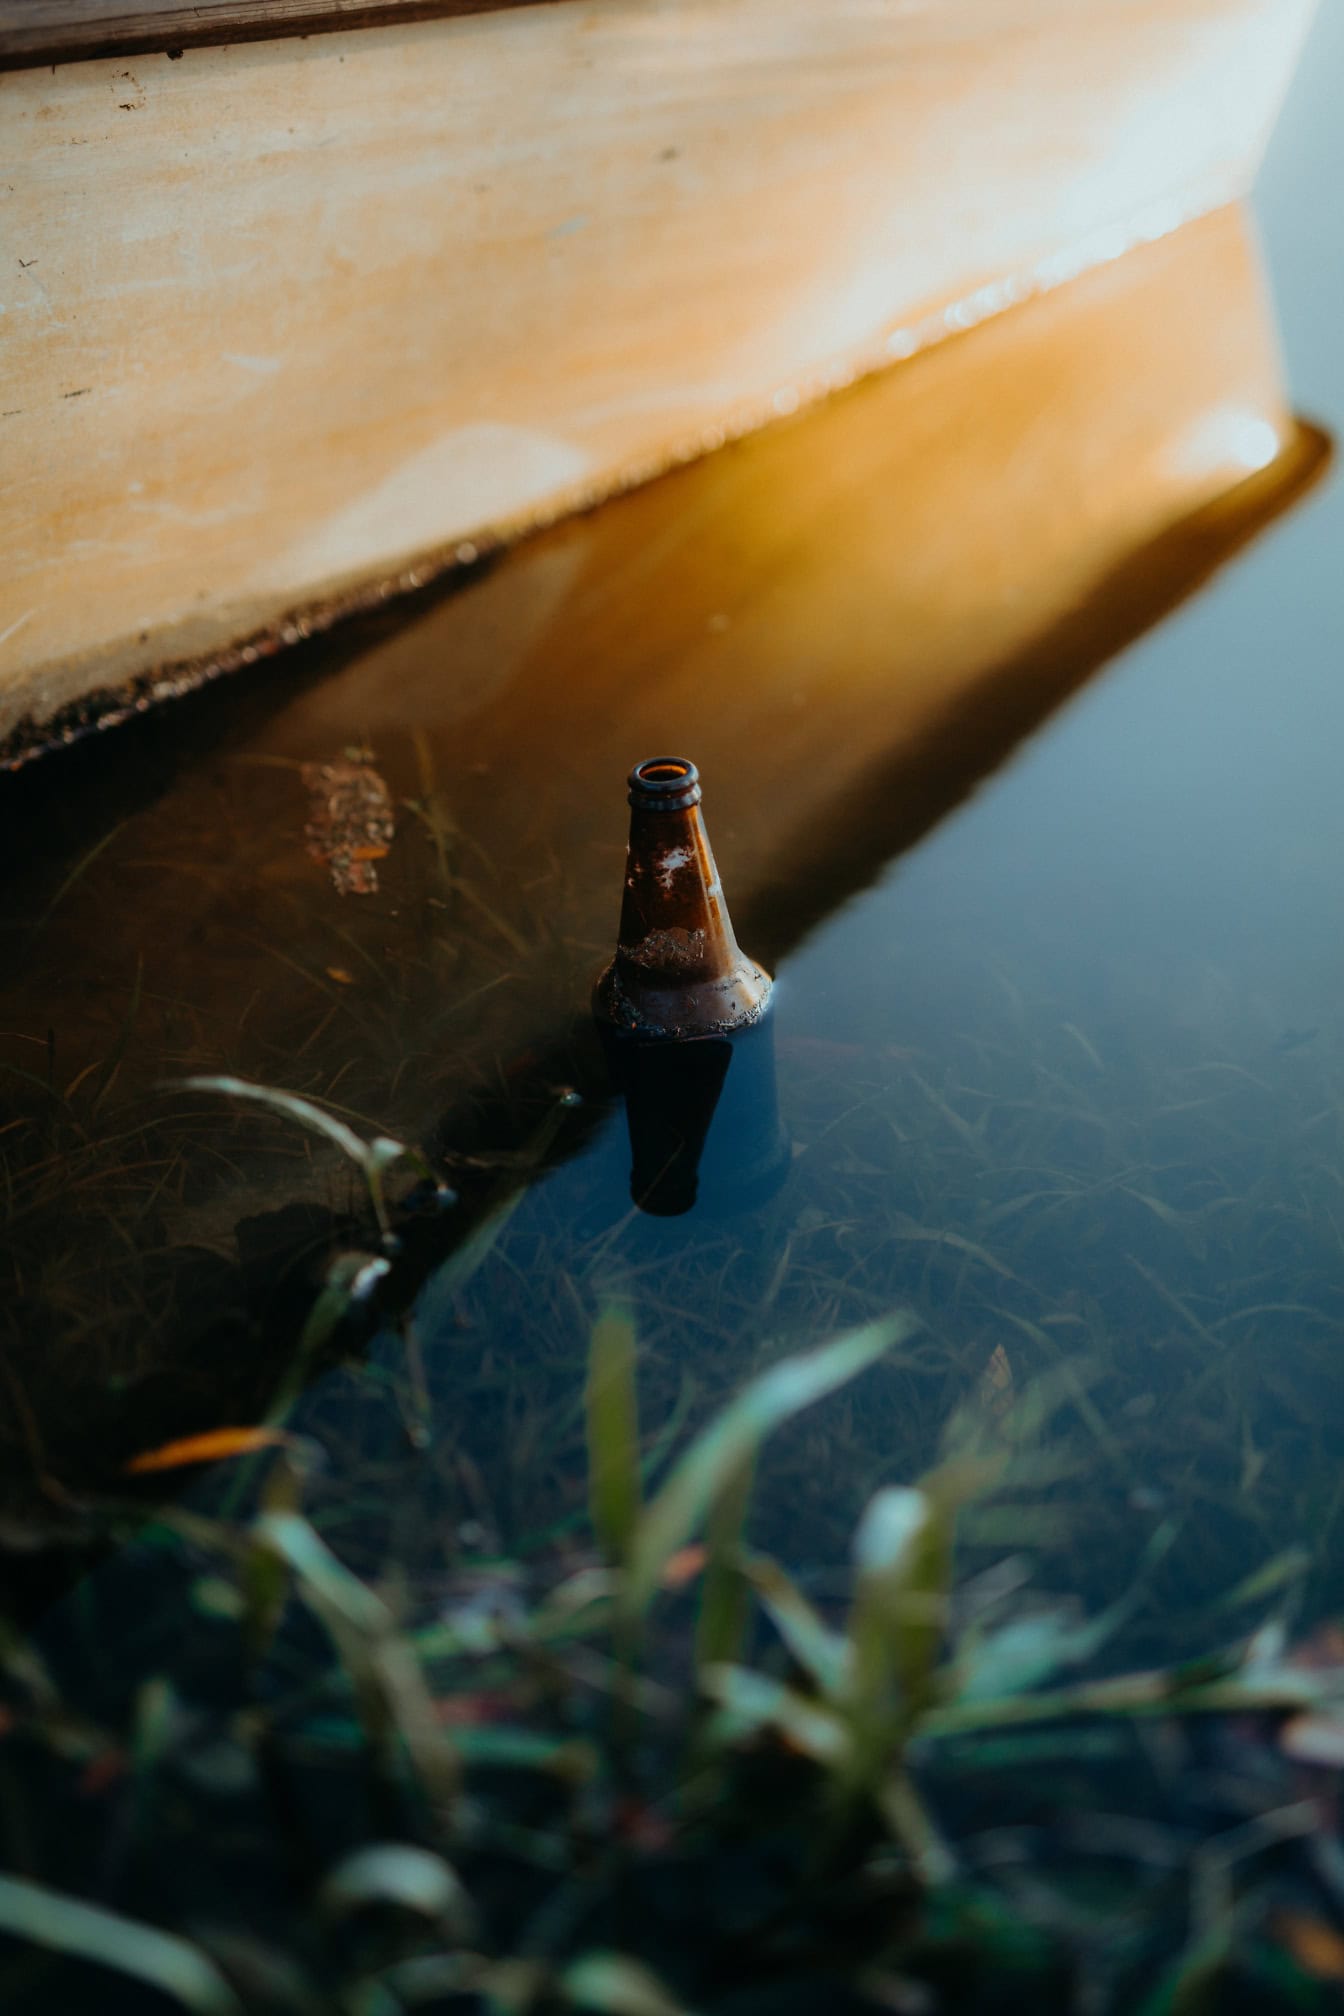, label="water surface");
[0,14,1342,2004]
